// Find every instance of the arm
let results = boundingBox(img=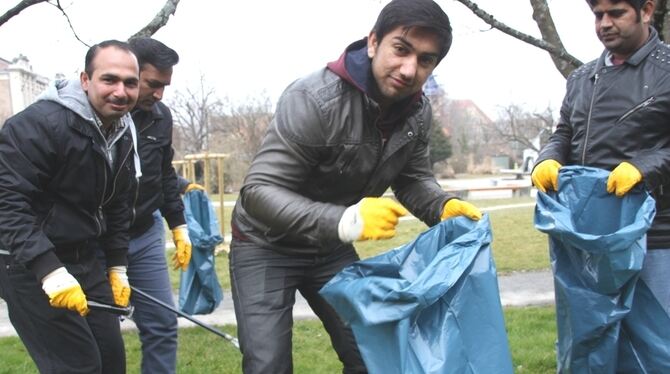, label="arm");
[239,89,345,245]
[535,83,573,167]
[392,109,457,226]
[0,107,62,279]
[157,108,186,229]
